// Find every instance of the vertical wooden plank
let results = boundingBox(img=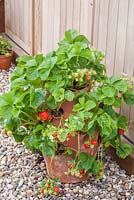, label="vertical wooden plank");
[97,0,109,63]
[66,0,73,30]
[80,0,89,37]
[114,0,129,75]
[46,0,55,52]
[123,0,134,141]
[53,0,60,50]
[87,0,94,43]
[29,0,34,55]
[105,0,119,76]
[72,0,81,31]
[23,0,29,45]
[42,0,49,54]
[19,0,24,40]
[92,0,101,49]
[60,0,67,39]
[34,0,42,54]
[10,0,15,33]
